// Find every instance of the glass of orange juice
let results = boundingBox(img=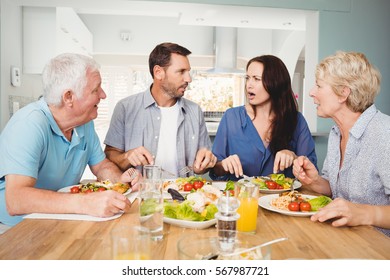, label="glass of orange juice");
[111,225,151,260]
[235,182,259,233]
